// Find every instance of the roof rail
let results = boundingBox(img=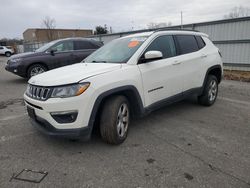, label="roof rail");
[154,28,200,33]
